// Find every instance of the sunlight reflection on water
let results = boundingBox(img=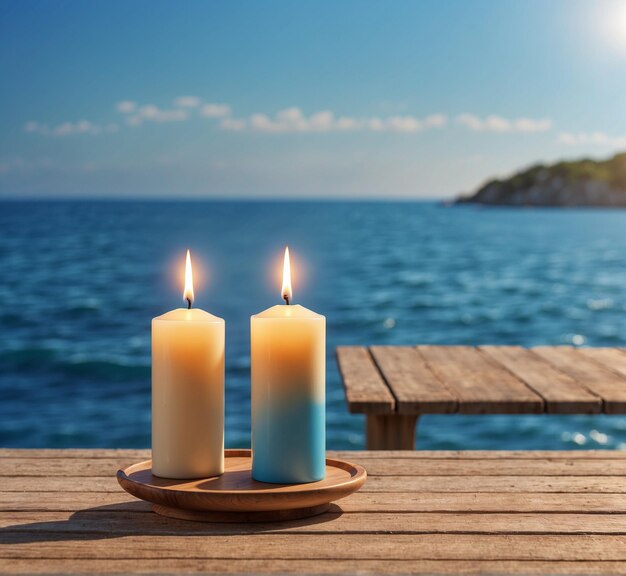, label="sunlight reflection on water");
[1,200,626,449]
